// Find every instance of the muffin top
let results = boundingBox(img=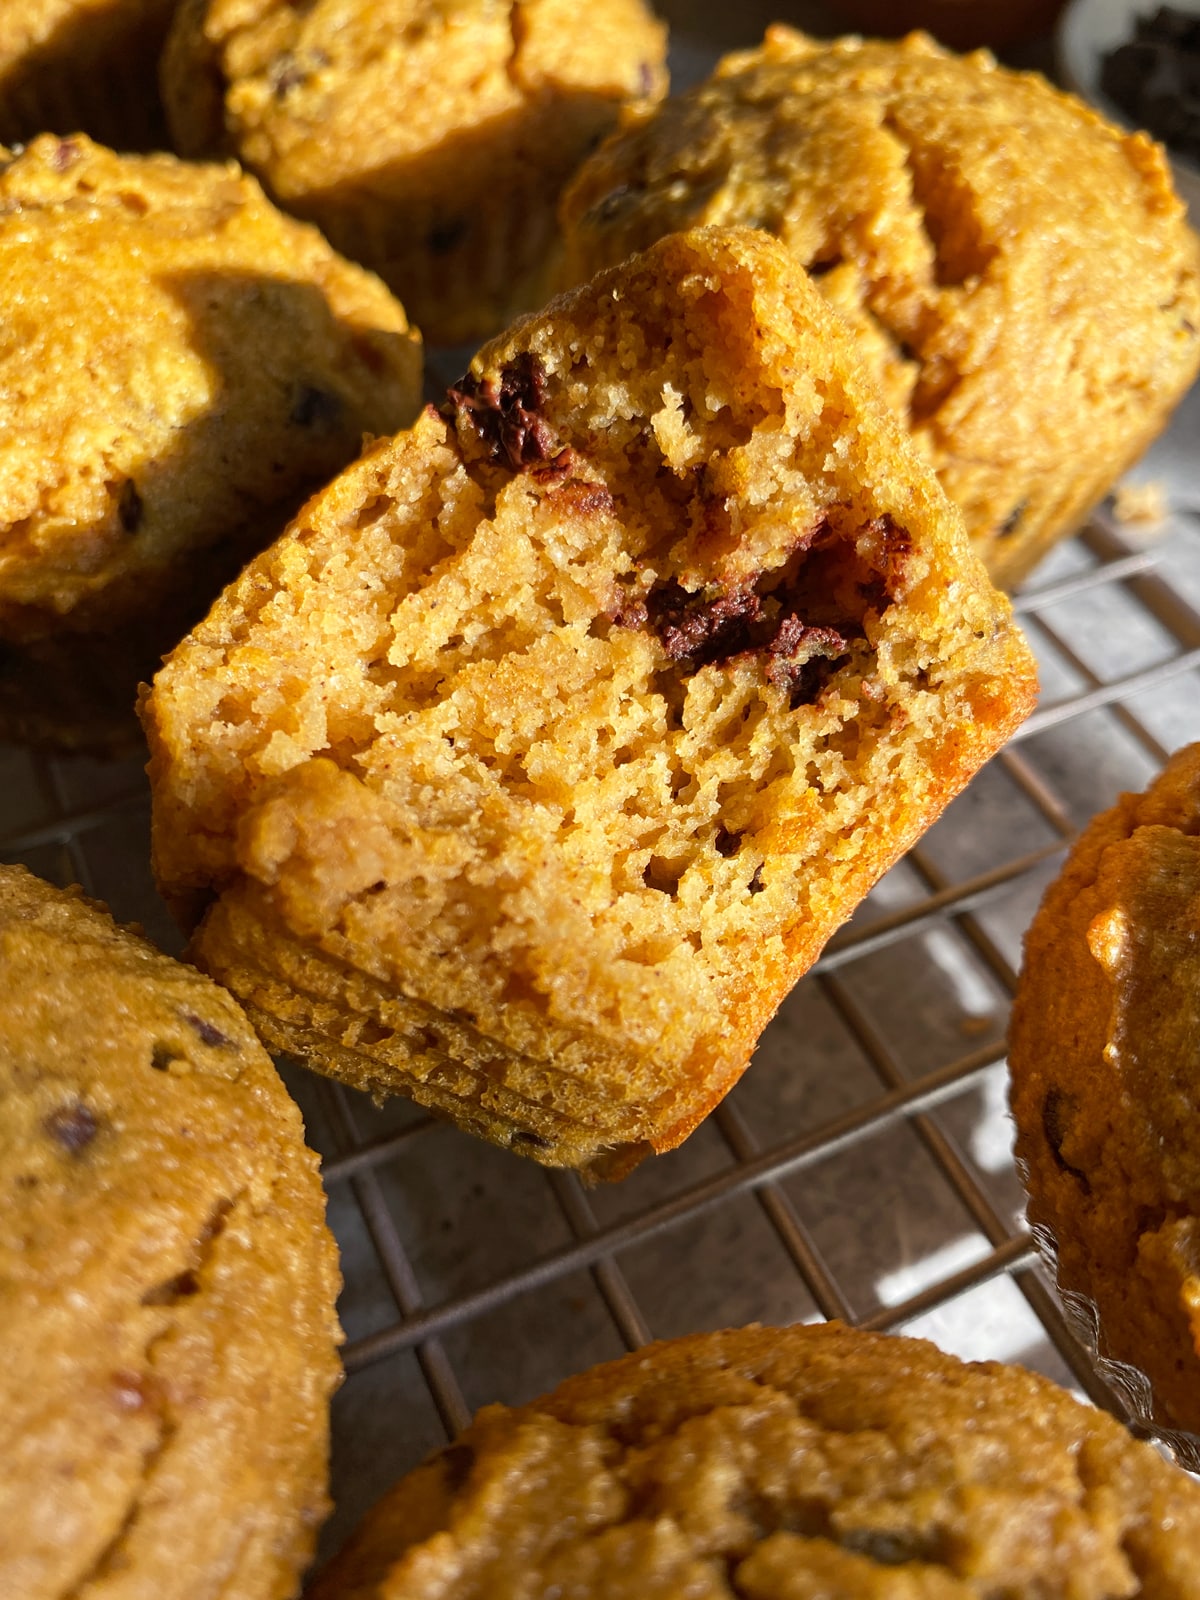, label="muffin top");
[163,0,669,199]
[1010,741,1200,1449]
[0,864,342,1600]
[311,1321,1200,1598]
[560,28,1200,584]
[0,132,422,639]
